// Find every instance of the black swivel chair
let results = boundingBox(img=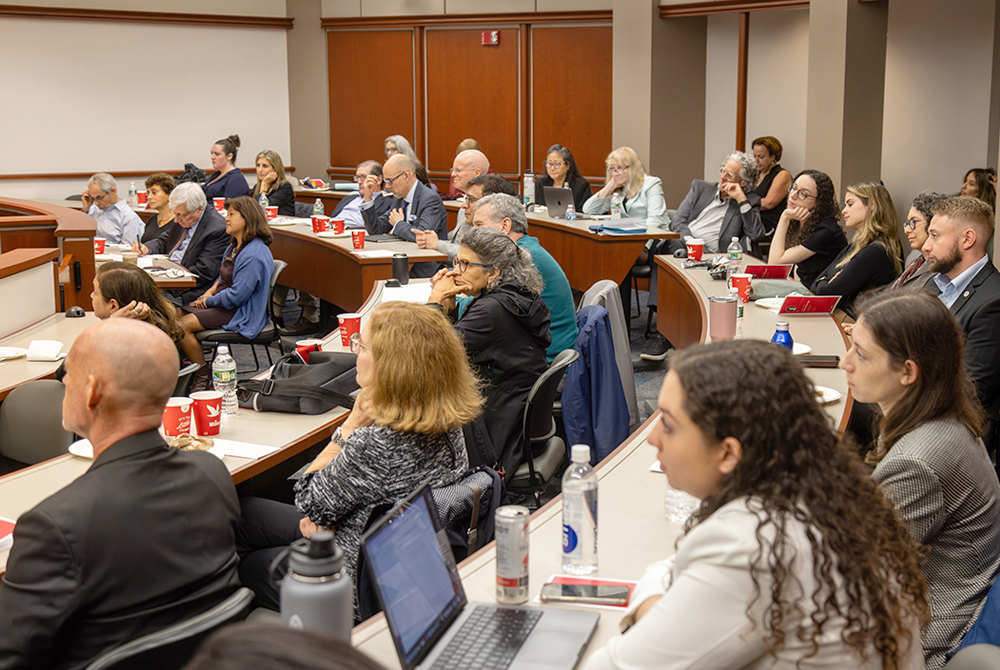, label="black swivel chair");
[174,362,202,397]
[196,259,288,373]
[507,349,581,506]
[0,380,75,471]
[84,587,255,670]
